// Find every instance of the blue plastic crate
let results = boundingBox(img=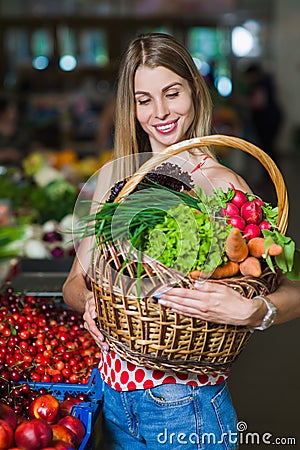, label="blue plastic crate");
[28,368,103,449]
